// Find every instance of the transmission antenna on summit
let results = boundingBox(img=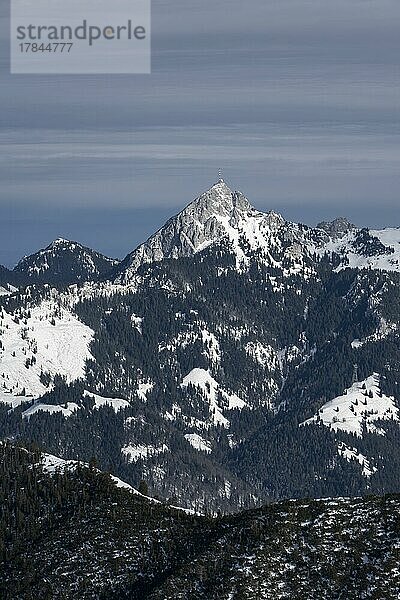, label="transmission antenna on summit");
[218,169,224,182]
